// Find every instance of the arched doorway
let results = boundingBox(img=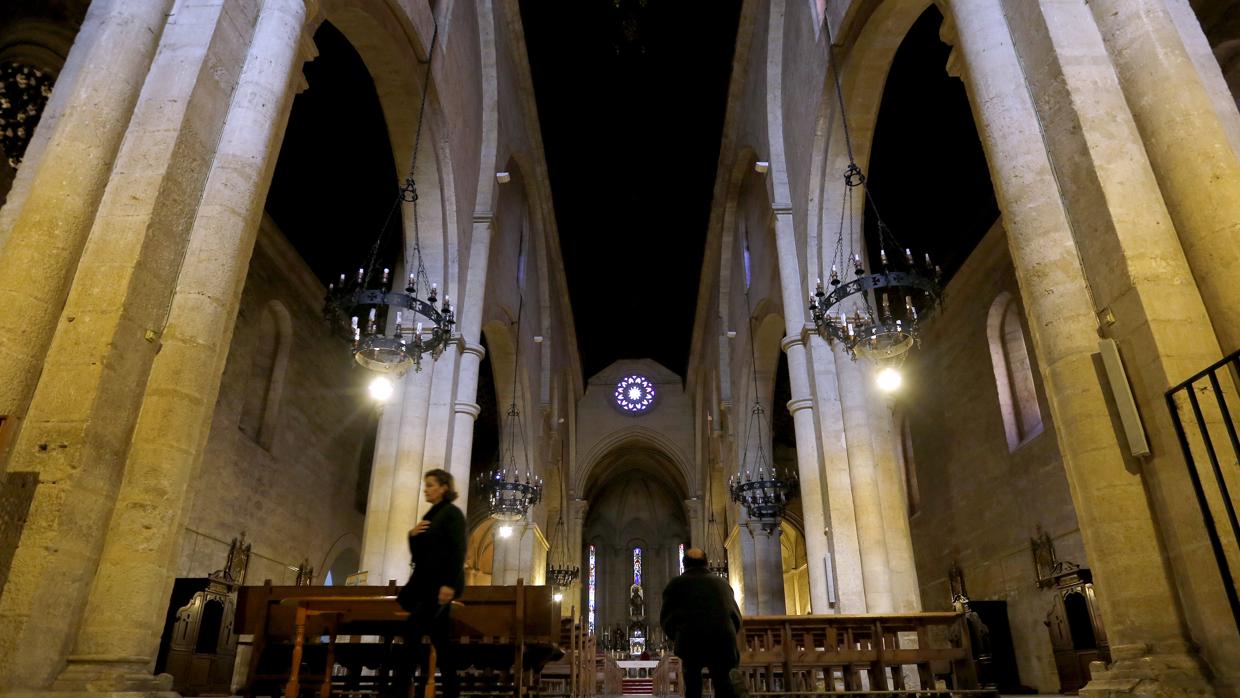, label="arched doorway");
[581,441,689,656]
